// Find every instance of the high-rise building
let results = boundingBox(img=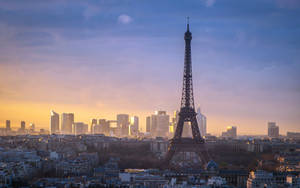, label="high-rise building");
[228,126,237,138]
[90,119,107,135]
[150,111,170,137]
[91,119,97,125]
[61,113,74,134]
[90,119,97,134]
[93,124,102,134]
[197,107,207,137]
[108,120,118,136]
[29,123,35,132]
[73,122,88,135]
[146,116,151,133]
[129,116,139,136]
[150,114,157,136]
[99,119,110,135]
[117,114,129,137]
[20,121,25,131]
[50,110,60,134]
[99,119,106,125]
[268,122,279,138]
[170,111,179,134]
[6,120,11,131]
[117,114,129,128]
[222,126,237,138]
